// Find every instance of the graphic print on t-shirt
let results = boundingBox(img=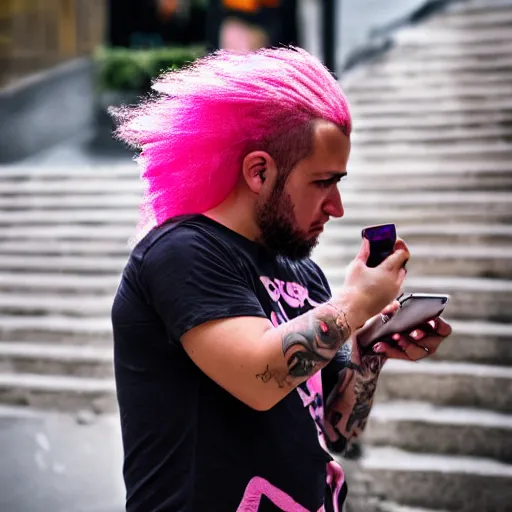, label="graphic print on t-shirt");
[259,276,323,328]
